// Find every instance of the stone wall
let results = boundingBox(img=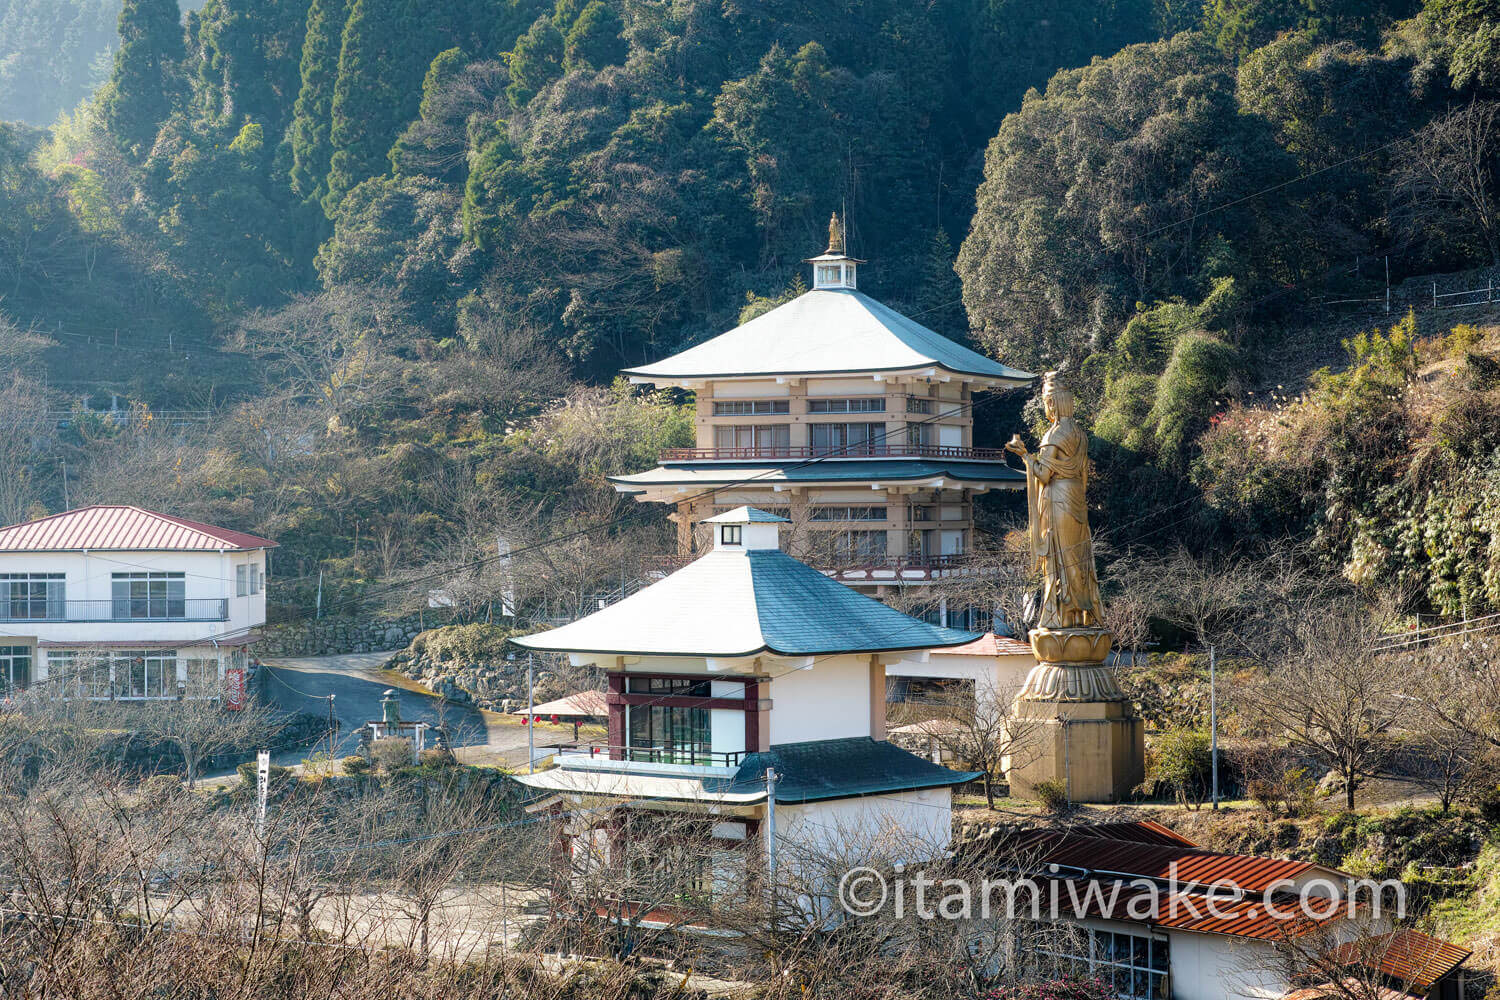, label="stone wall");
[256,612,472,658]
[383,624,574,712]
